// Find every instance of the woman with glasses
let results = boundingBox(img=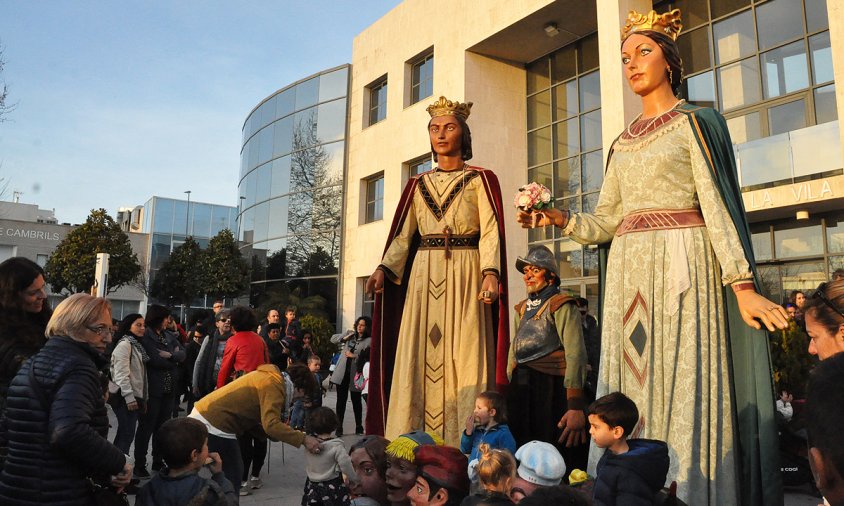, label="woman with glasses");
[0,294,132,505]
[0,258,51,421]
[804,279,844,360]
[133,304,185,478]
[330,316,371,436]
[109,313,149,454]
